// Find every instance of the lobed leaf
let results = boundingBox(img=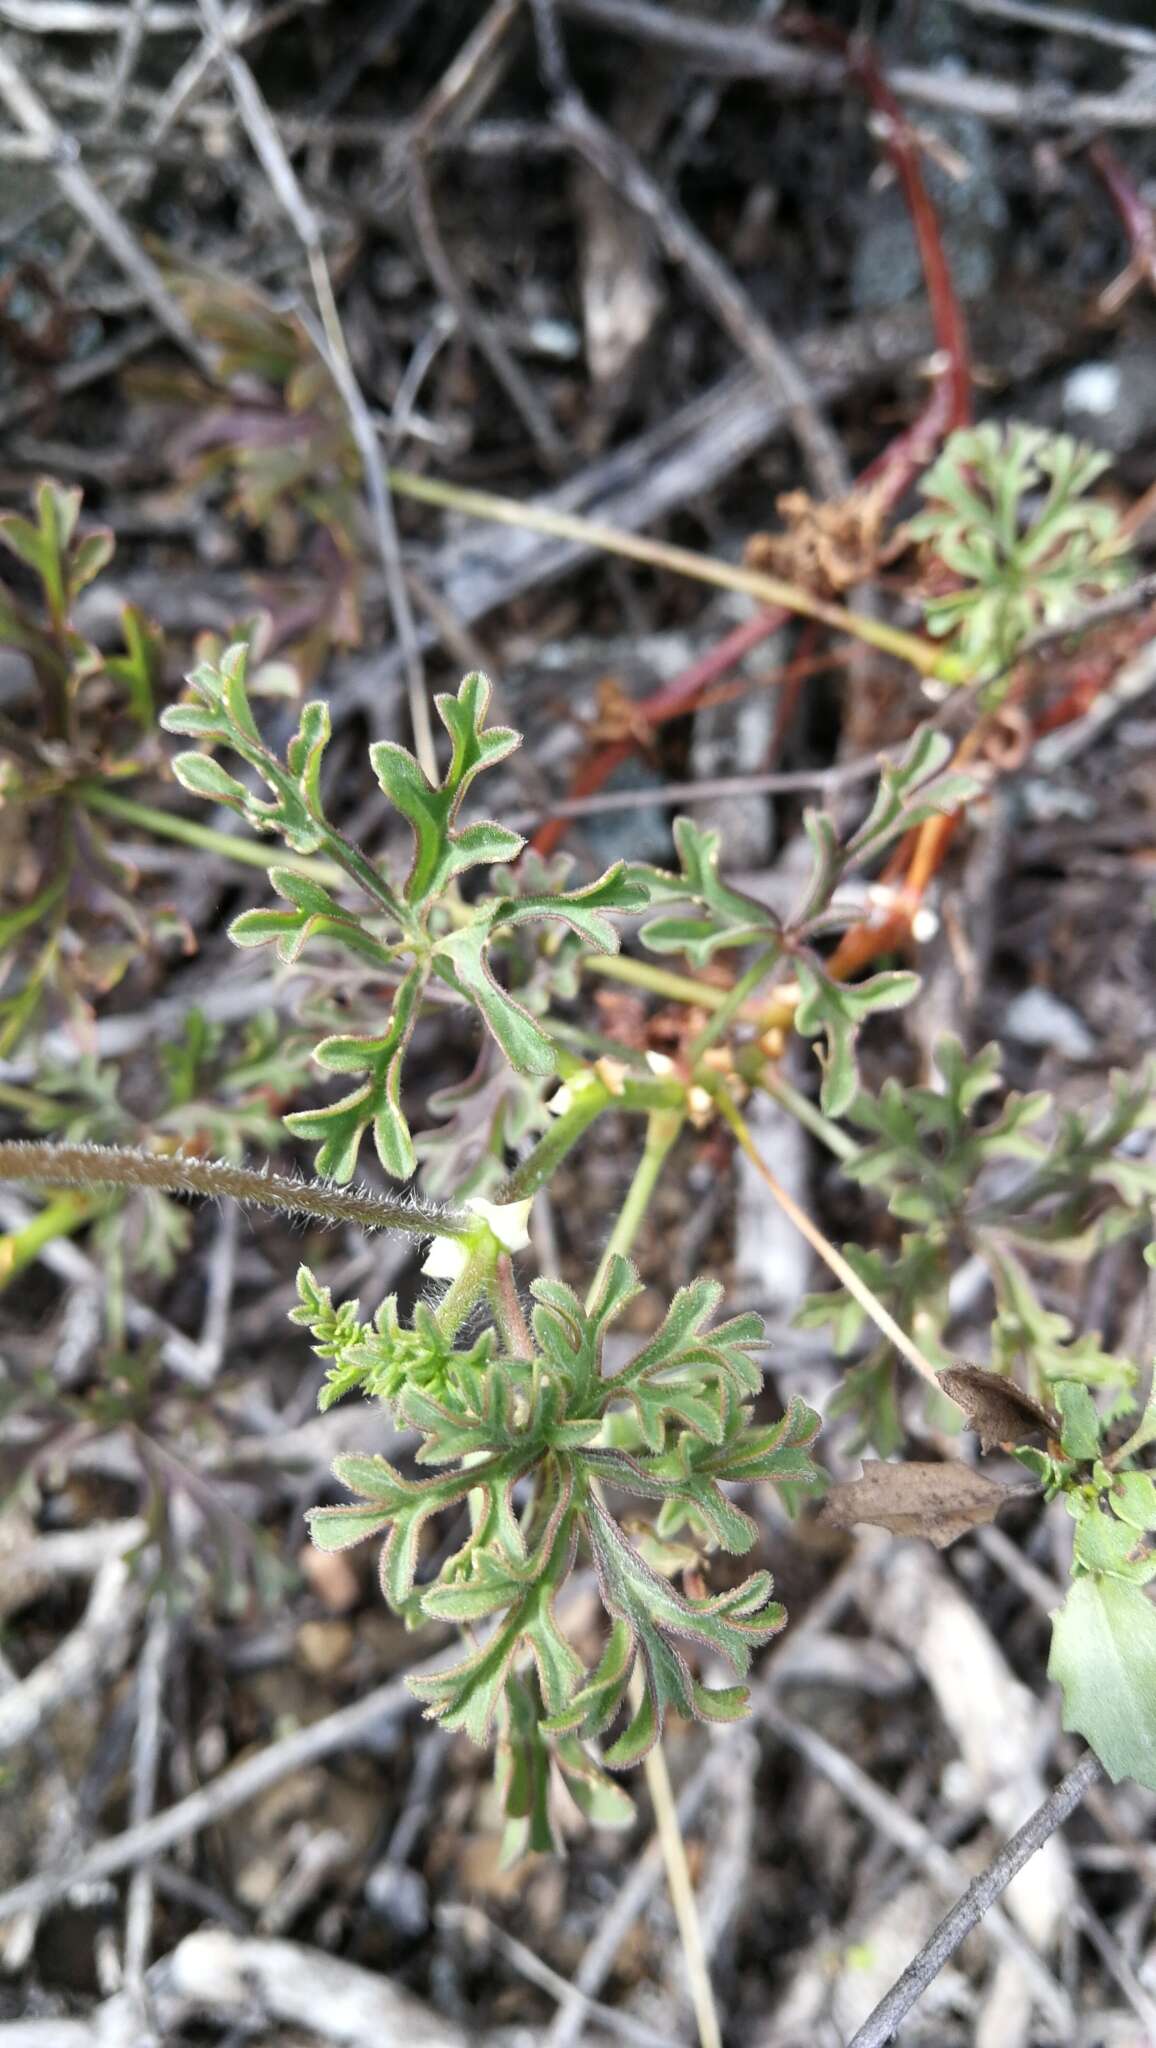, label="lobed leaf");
[370,671,521,906]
